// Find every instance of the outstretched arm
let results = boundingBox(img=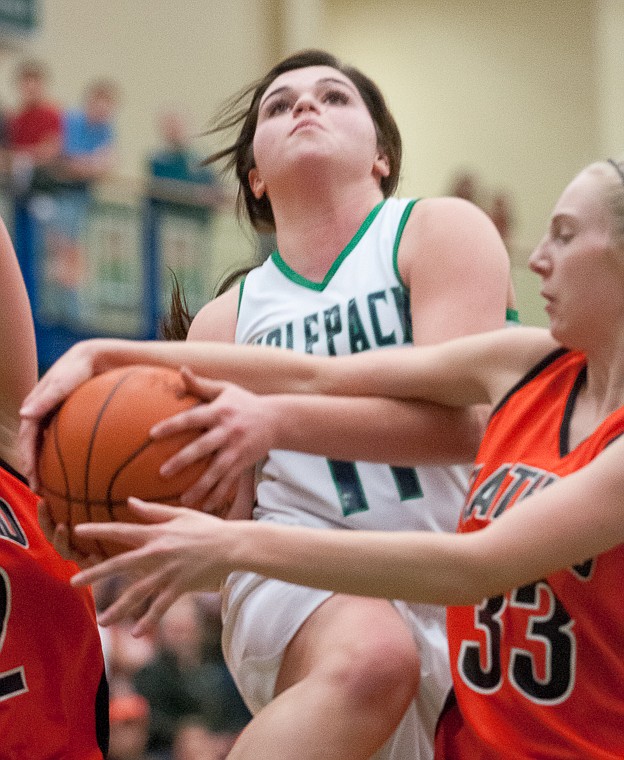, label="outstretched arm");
[20,323,555,490]
[151,369,487,509]
[71,432,624,635]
